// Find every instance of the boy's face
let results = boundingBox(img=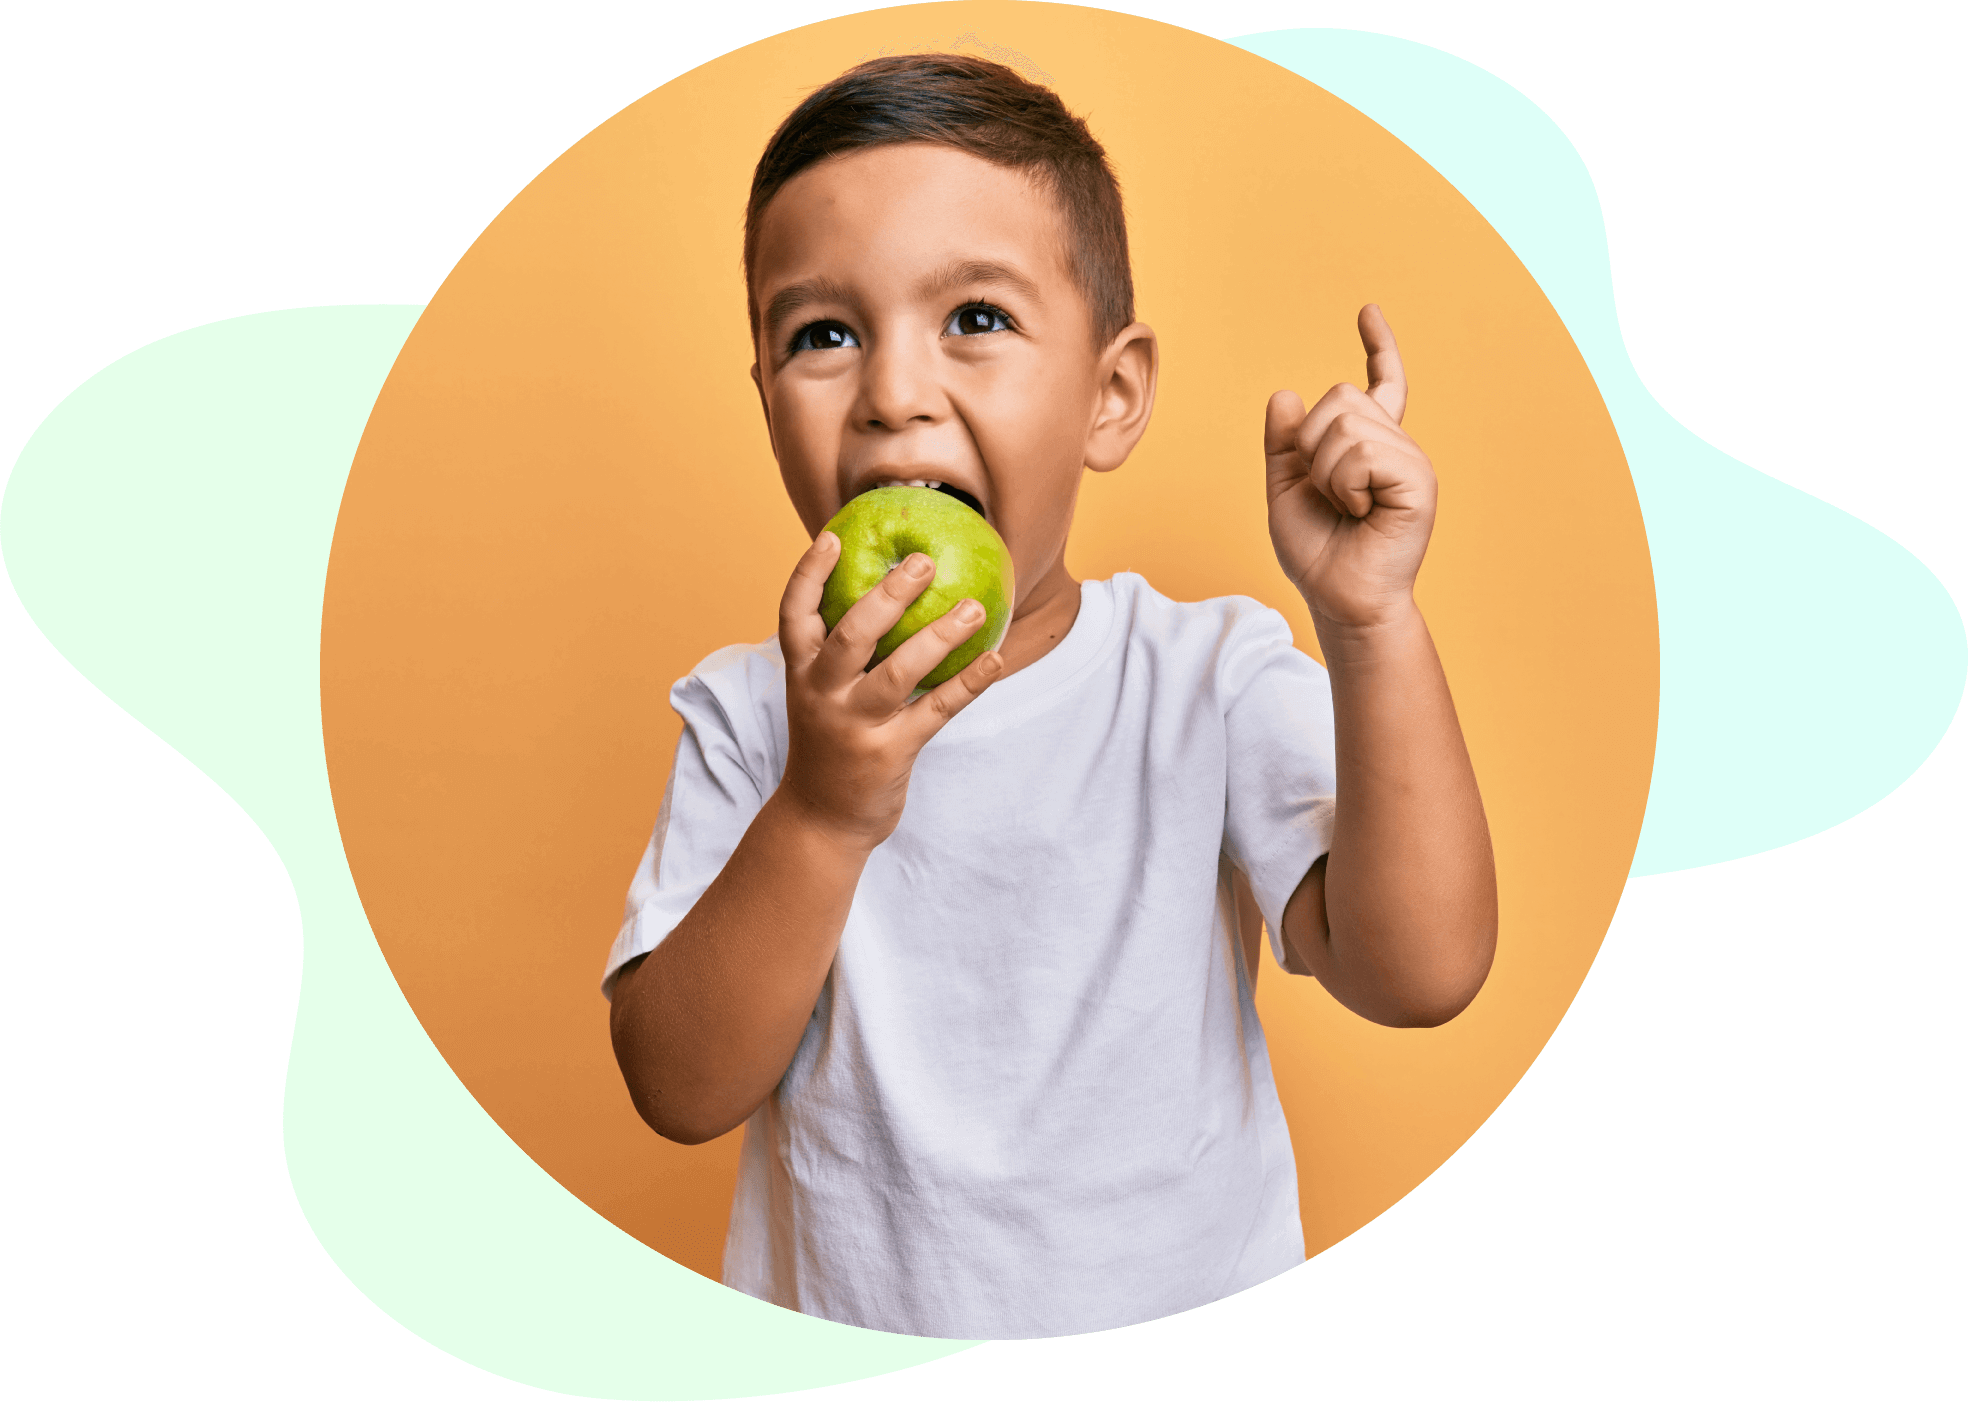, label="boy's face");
[749,142,1153,614]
